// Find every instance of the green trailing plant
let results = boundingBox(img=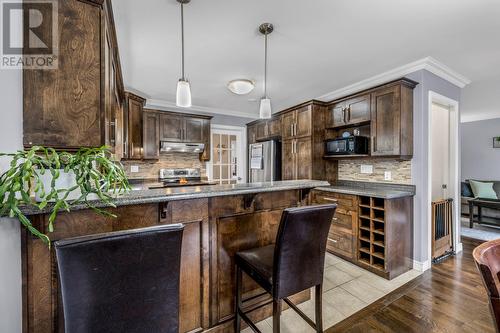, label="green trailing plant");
[0,146,131,245]
[495,137,500,142]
